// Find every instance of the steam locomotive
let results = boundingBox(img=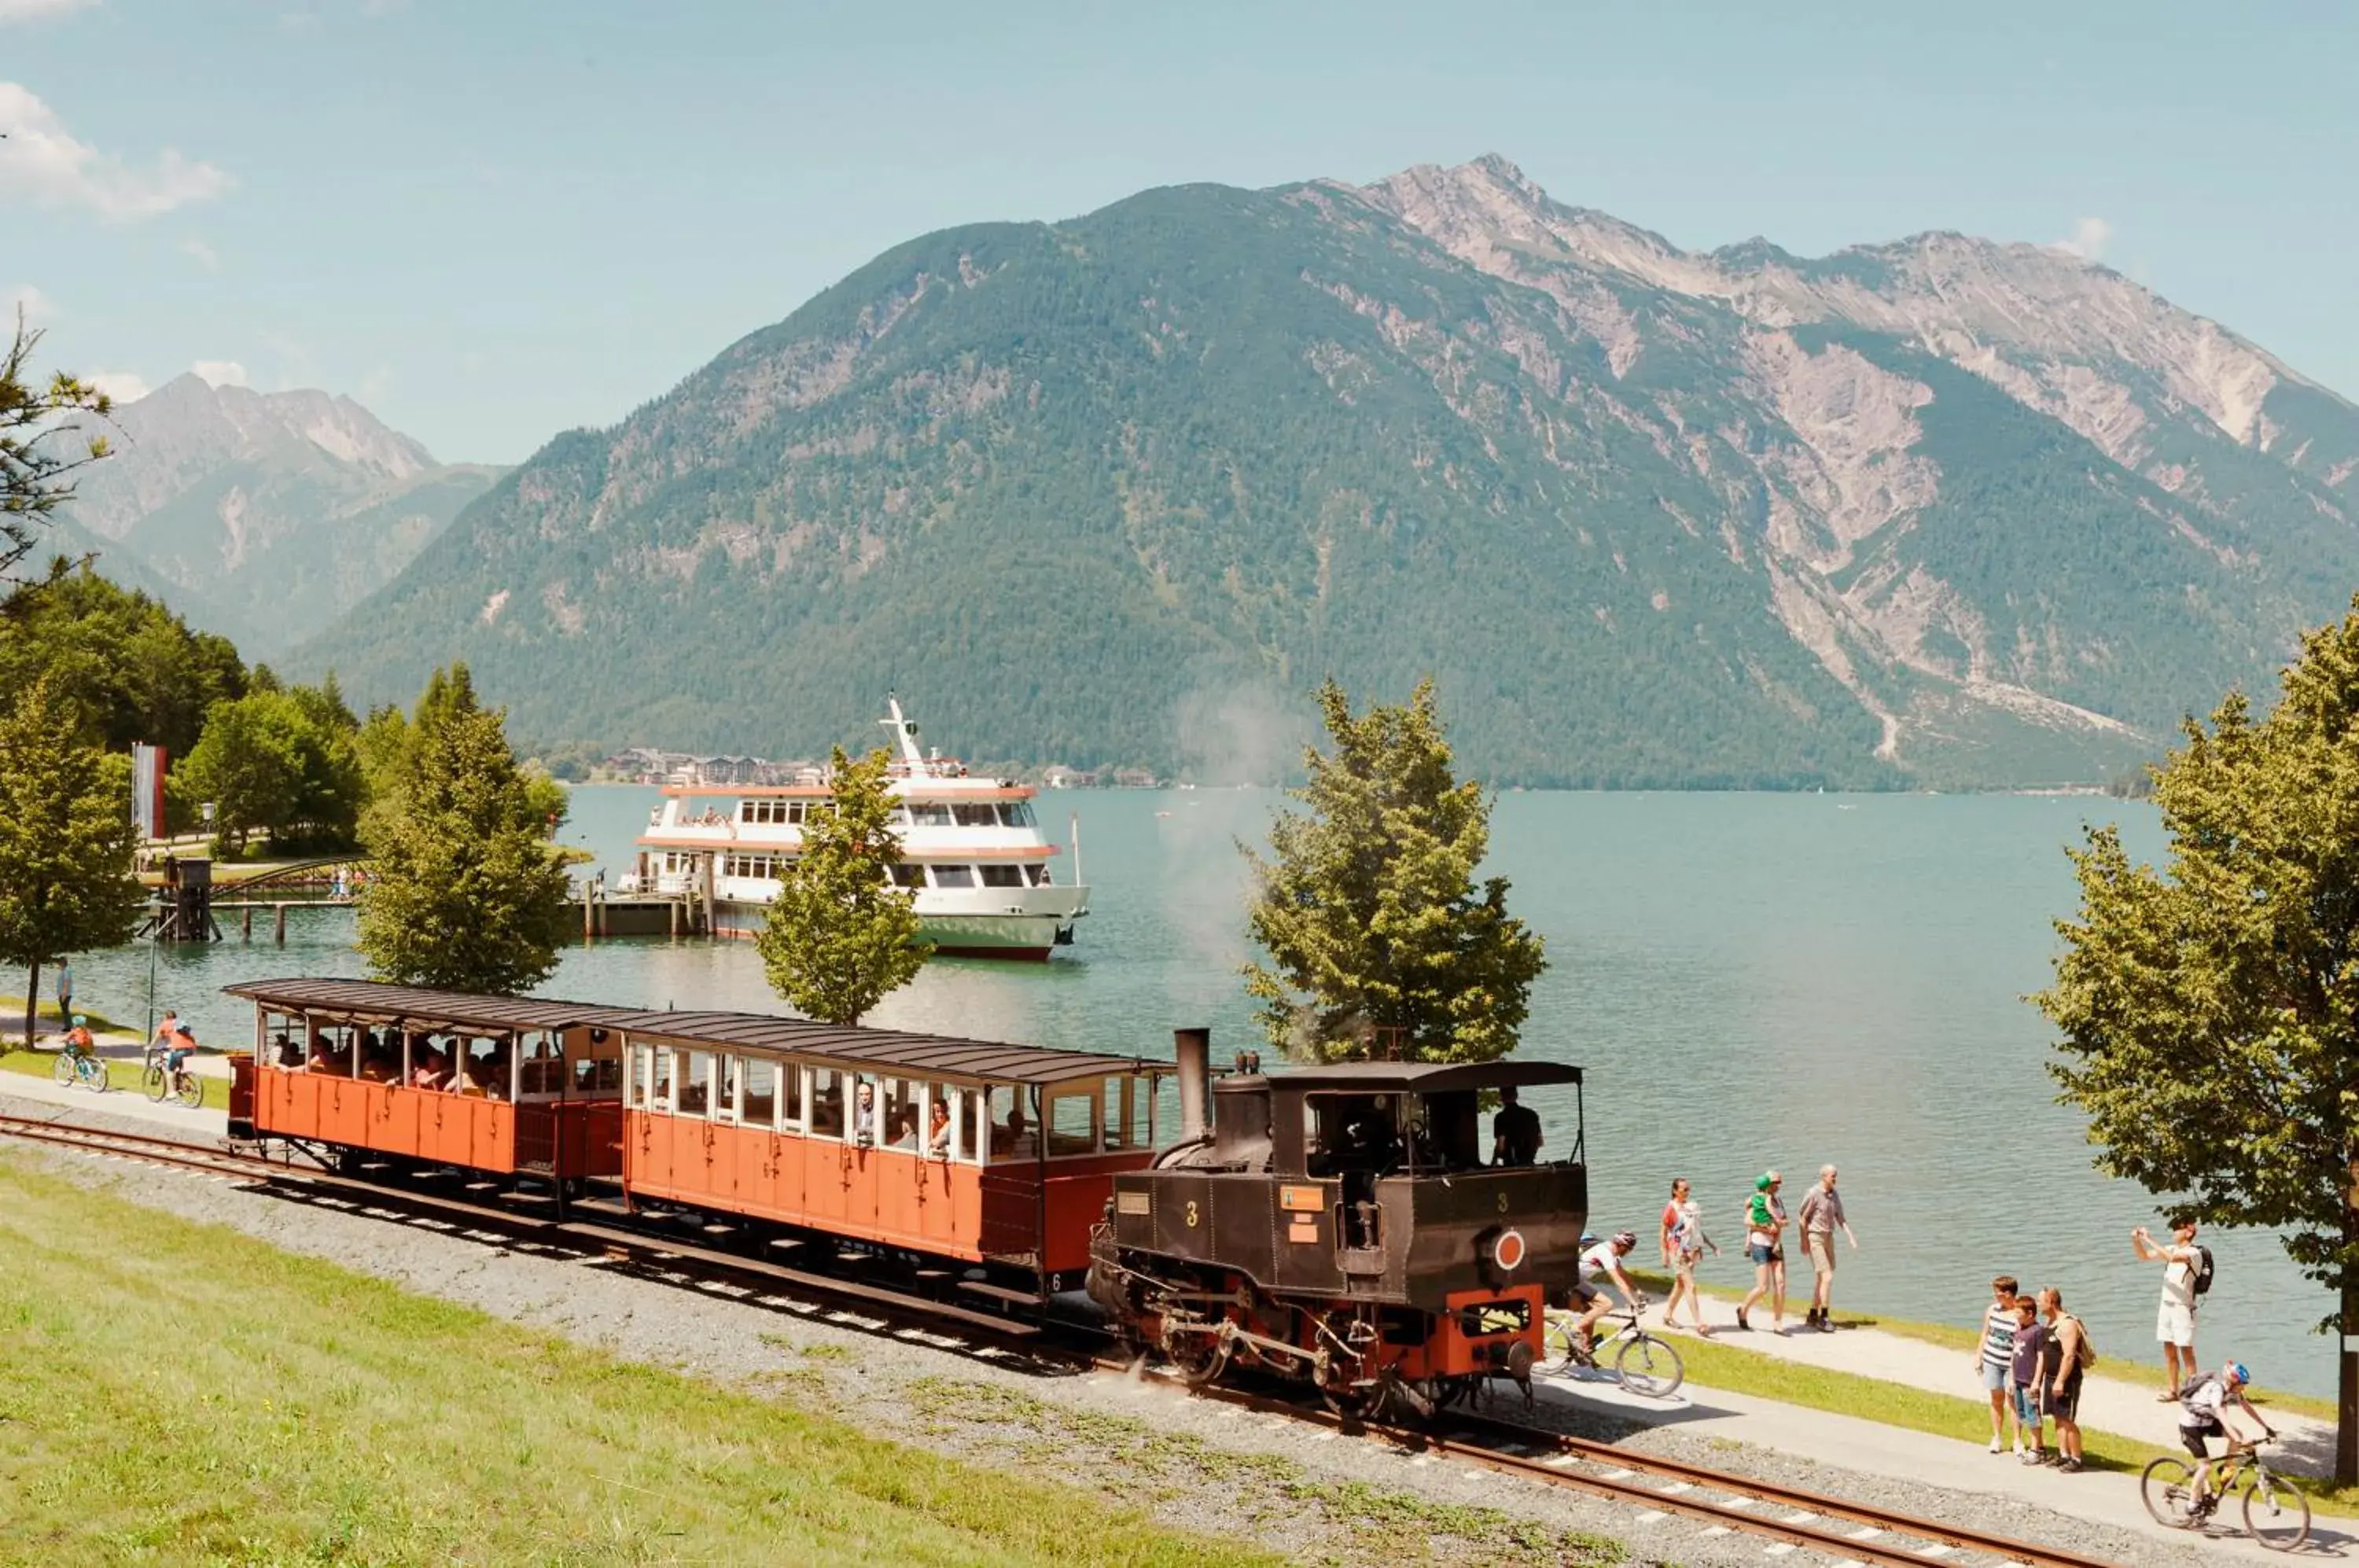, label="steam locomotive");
[1088,1029,1588,1419]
